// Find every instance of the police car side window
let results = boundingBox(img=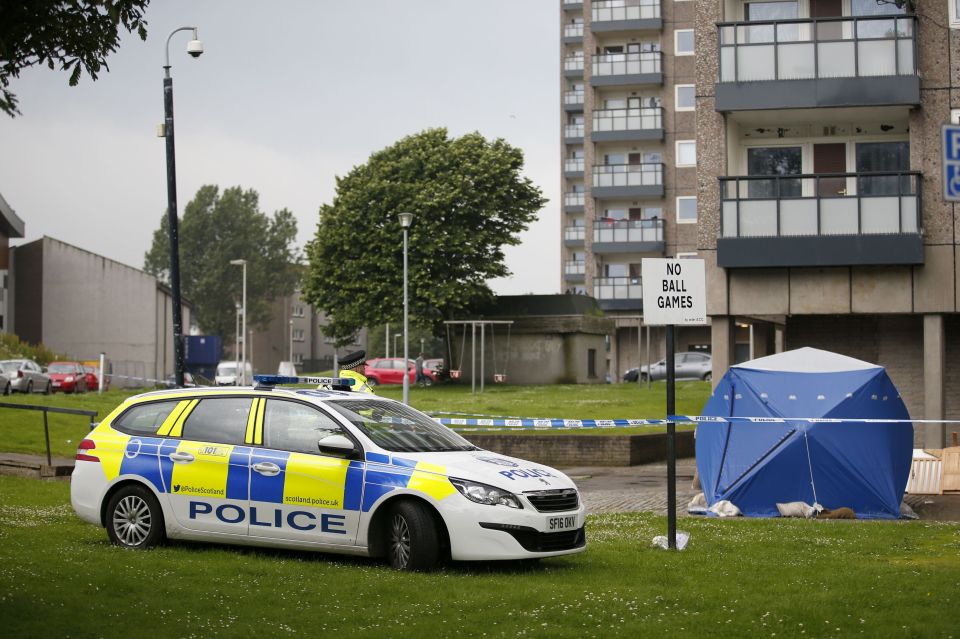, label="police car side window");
[113,400,180,435]
[263,400,344,455]
[181,397,251,445]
